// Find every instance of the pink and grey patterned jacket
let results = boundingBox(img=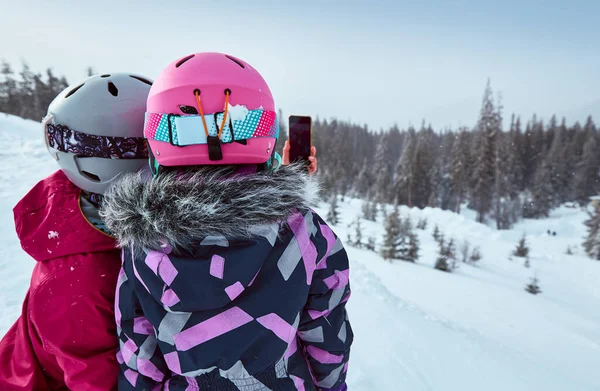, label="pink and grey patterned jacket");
[102,165,353,391]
